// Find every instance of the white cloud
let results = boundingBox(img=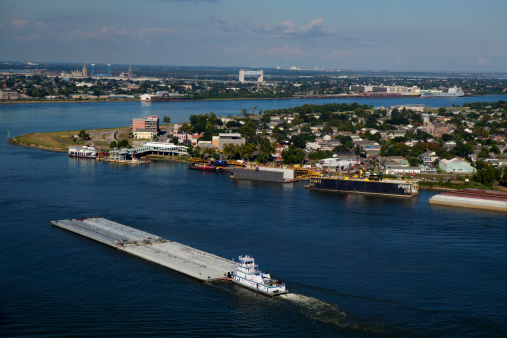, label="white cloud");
[11,20,29,29]
[331,50,353,58]
[210,16,244,32]
[465,57,492,66]
[358,41,377,46]
[253,18,335,39]
[264,44,306,59]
